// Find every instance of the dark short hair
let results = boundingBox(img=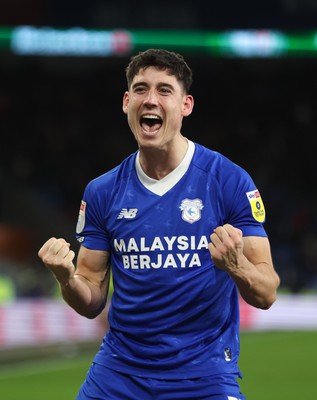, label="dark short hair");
[125,49,193,93]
